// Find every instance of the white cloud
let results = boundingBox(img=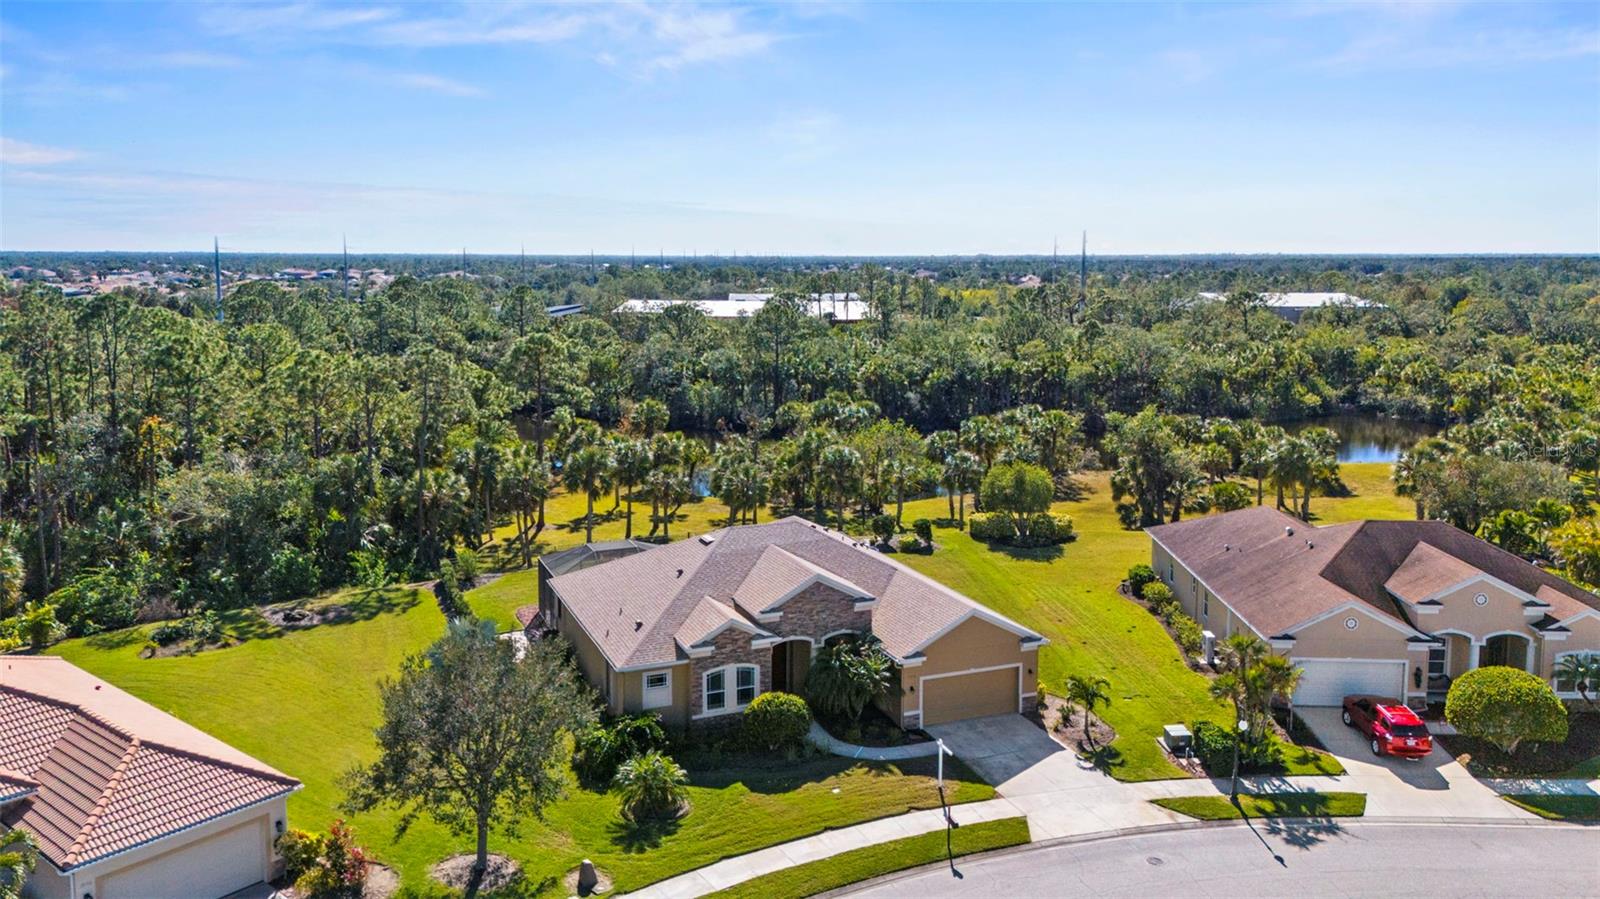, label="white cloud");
[148,50,246,69]
[1322,25,1600,70]
[391,71,484,97]
[0,137,83,166]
